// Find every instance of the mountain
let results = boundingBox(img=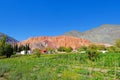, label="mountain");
[64,24,120,44]
[19,36,91,50]
[0,32,18,44]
